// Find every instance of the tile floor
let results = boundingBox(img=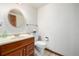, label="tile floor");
[44,49,59,56]
[35,48,59,56]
